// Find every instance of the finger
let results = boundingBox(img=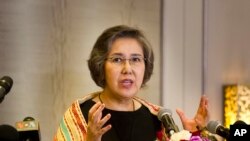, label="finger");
[199,95,205,108]
[88,102,104,122]
[99,114,111,128]
[95,103,105,115]
[196,95,210,126]
[202,95,209,107]
[203,96,210,120]
[99,124,112,135]
[197,95,207,113]
[91,103,105,122]
[89,102,102,116]
[200,96,209,114]
[176,108,186,123]
[203,95,209,108]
